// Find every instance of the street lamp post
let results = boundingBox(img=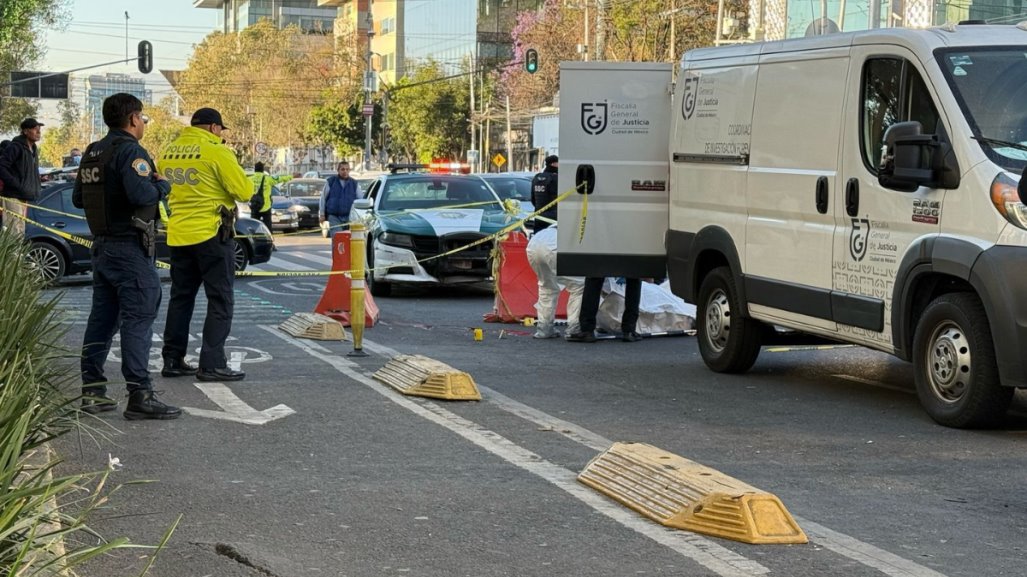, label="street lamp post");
[364,0,375,171]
